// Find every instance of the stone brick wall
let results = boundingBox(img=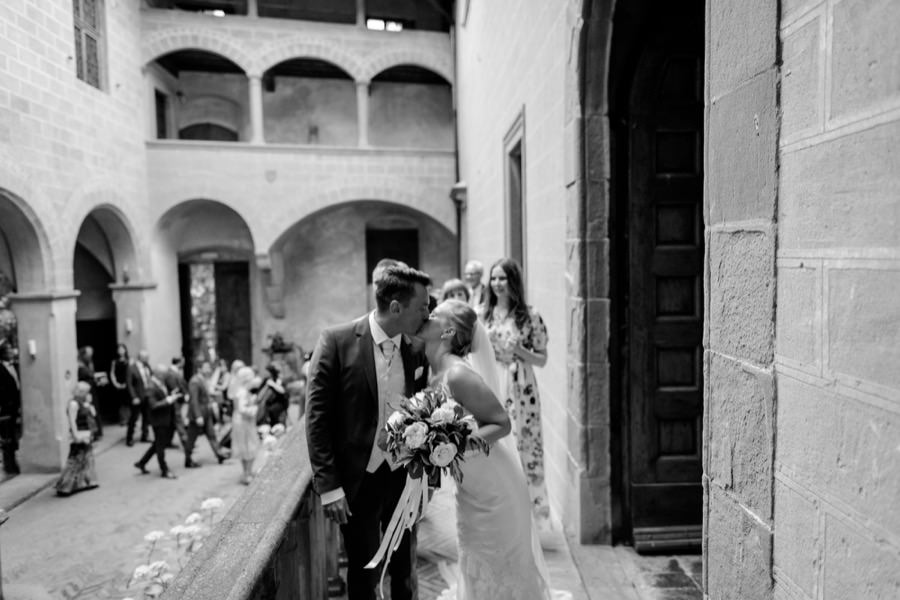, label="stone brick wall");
[456,0,594,538]
[703,0,779,596]
[0,0,150,287]
[774,1,900,598]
